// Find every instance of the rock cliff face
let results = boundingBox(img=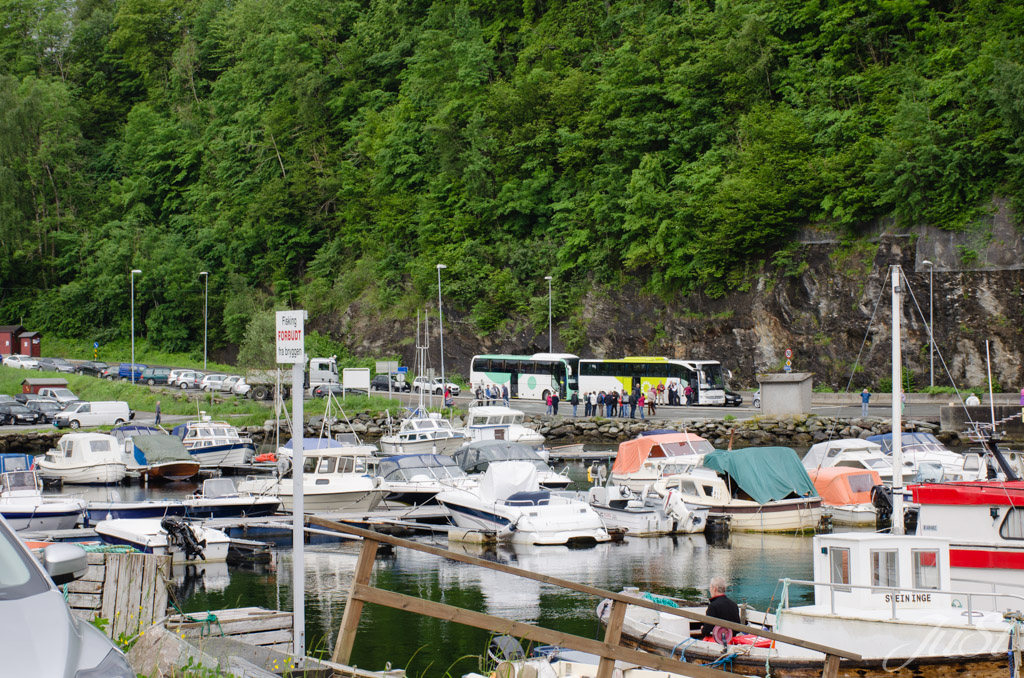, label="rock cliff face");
[333,225,1024,391]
